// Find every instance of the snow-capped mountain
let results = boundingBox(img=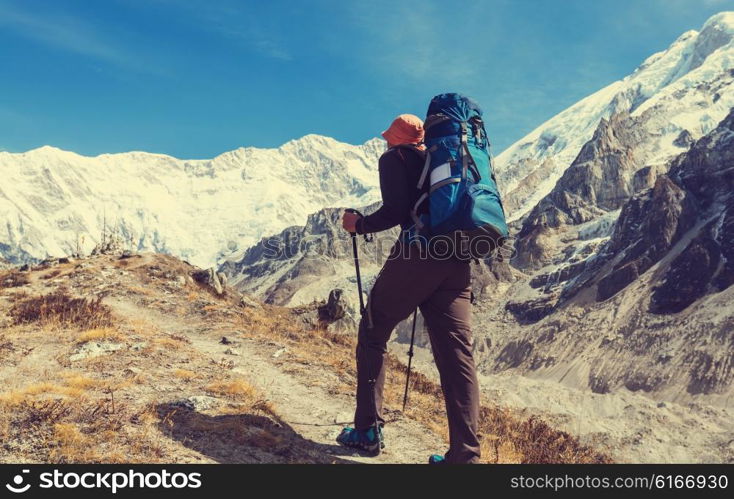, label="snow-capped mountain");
[495,12,734,221]
[0,135,384,267]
